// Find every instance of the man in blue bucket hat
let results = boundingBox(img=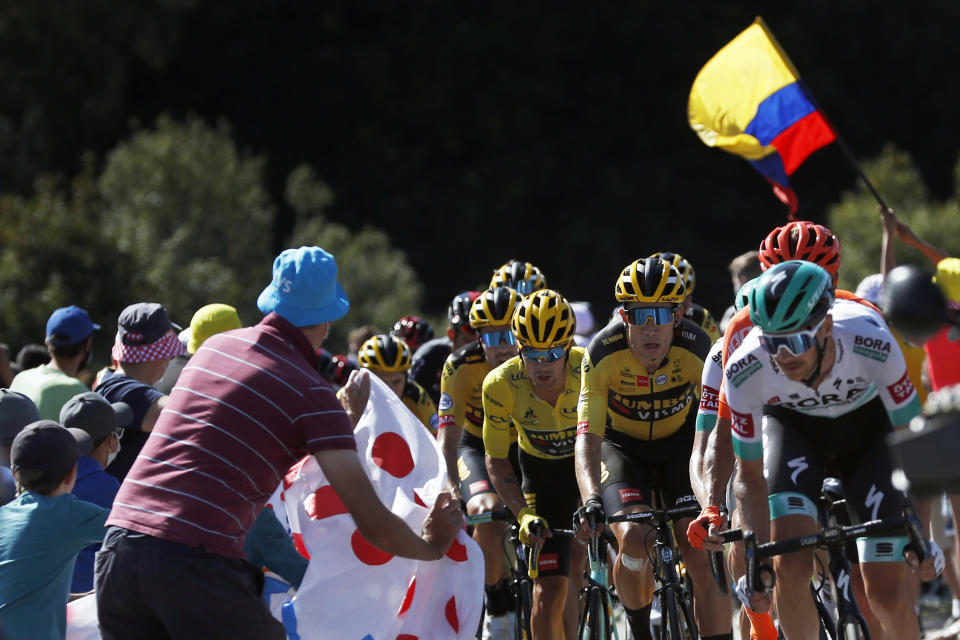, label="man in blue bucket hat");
[95,246,464,639]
